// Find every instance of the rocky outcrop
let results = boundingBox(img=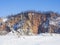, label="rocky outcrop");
[0,11,60,35]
